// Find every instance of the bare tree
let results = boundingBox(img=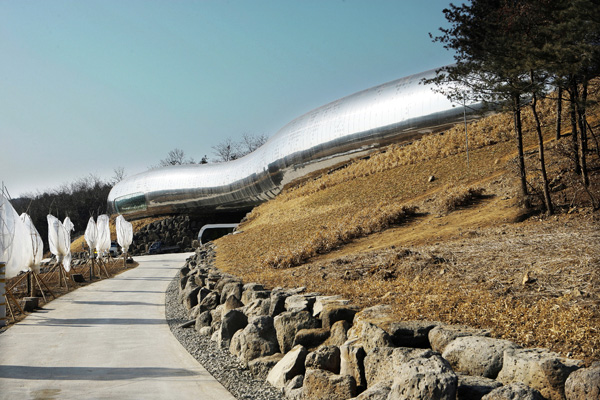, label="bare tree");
[212,138,239,162]
[152,148,196,169]
[212,134,268,162]
[112,167,126,184]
